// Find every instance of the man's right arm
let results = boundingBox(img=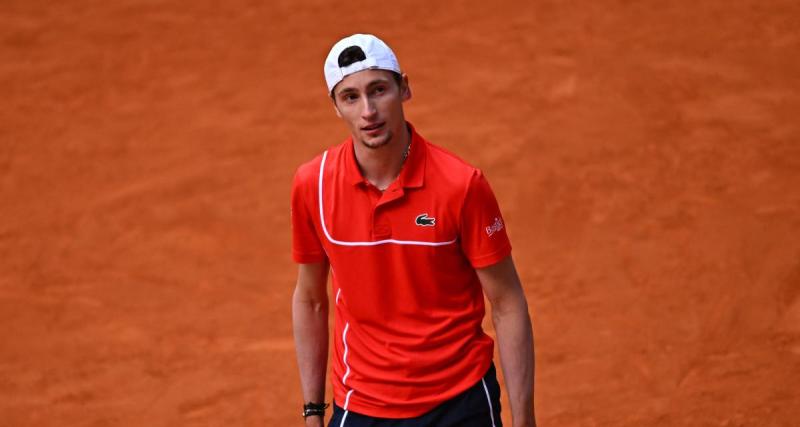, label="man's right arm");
[292,261,330,427]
